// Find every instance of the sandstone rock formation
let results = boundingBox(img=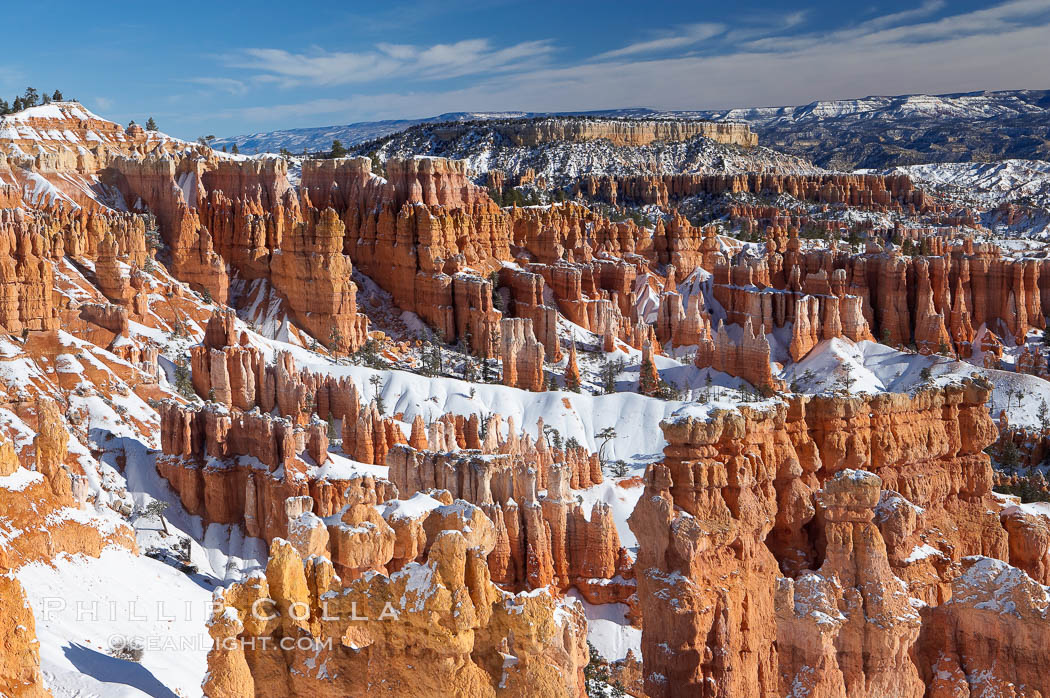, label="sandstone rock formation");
[629,376,1020,697]
[917,556,1050,697]
[776,470,923,698]
[203,532,588,697]
[0,573,48,698]
[500,317,545,391]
